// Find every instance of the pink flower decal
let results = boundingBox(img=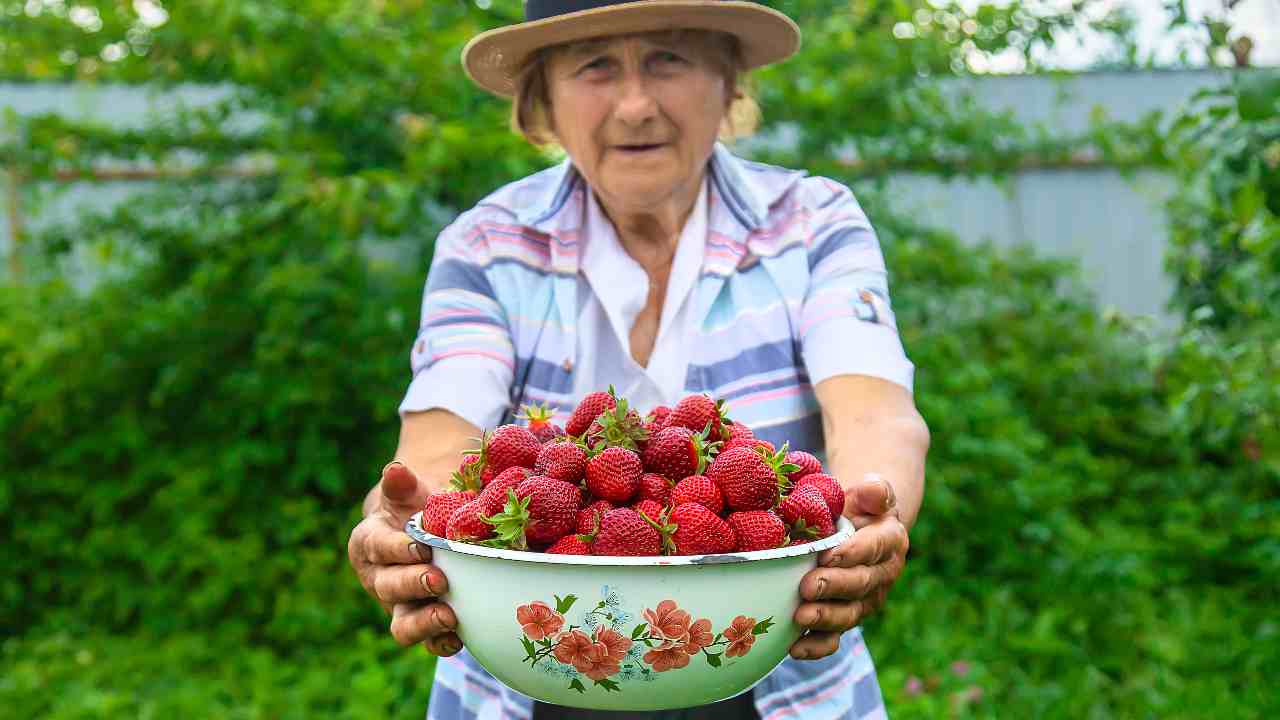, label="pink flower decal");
[643,645,692,672]
[552,627,631,681]
[723,615,757,658]
[682,617,714,654]
[516,601,564,641]
[642,599,692,649]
